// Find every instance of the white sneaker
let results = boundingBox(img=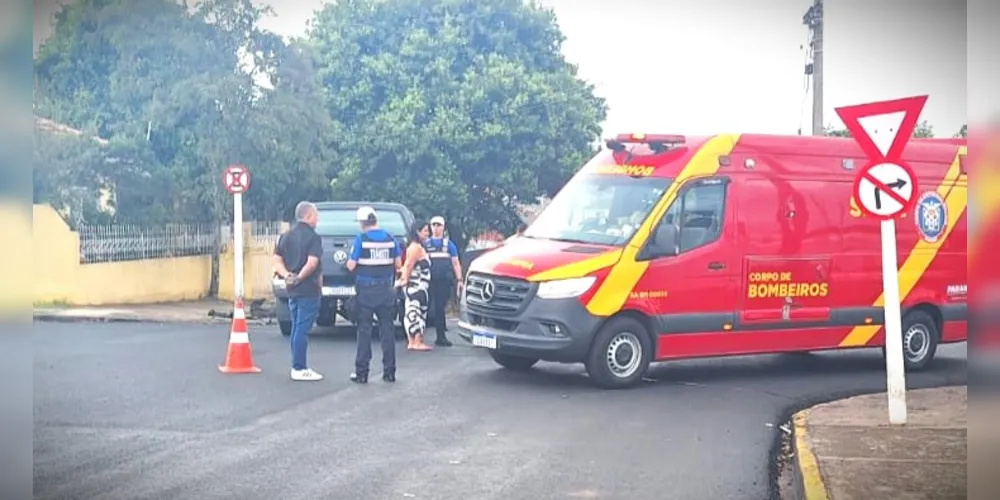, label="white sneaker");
[290,368,324,381]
